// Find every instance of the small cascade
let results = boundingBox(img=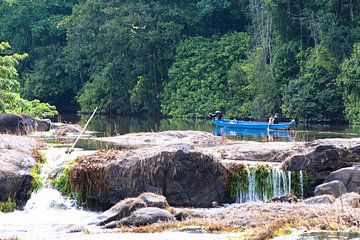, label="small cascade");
[0,148,99,240]
[230,164,305,203]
